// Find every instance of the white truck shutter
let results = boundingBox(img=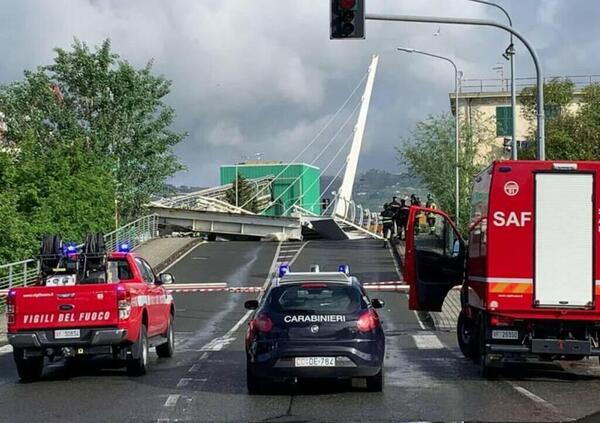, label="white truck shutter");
[535,173,594,308]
